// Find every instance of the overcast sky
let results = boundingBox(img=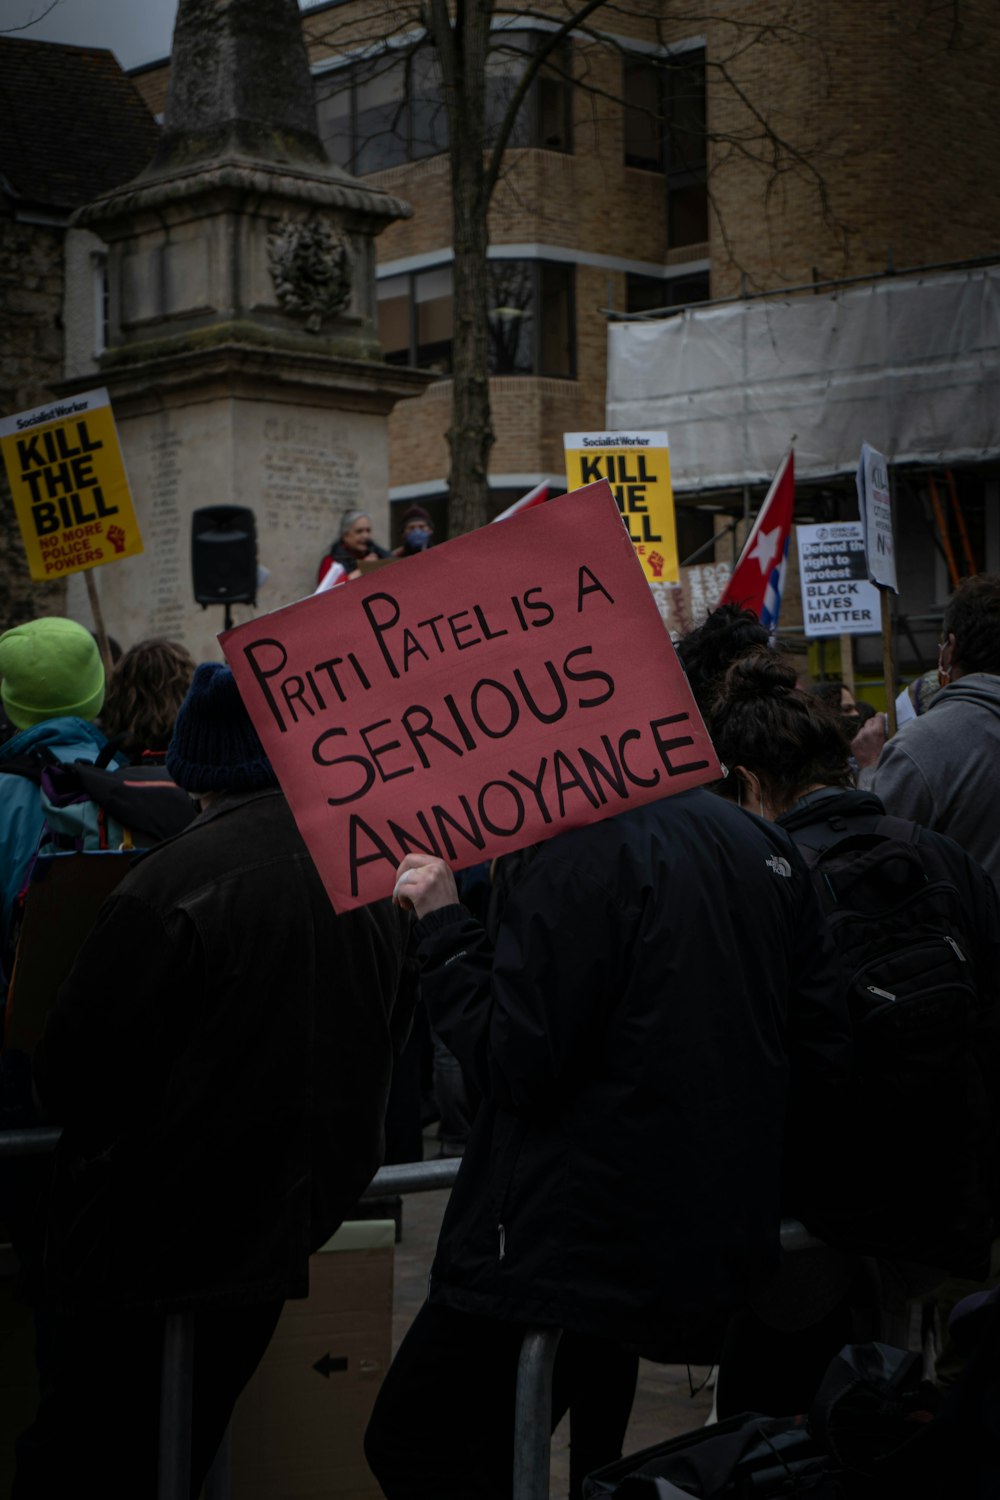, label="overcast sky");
[2,1,325,72]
